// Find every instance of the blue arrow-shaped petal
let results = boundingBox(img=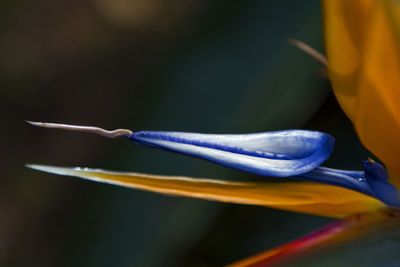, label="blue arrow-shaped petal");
[128,130,335,177]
